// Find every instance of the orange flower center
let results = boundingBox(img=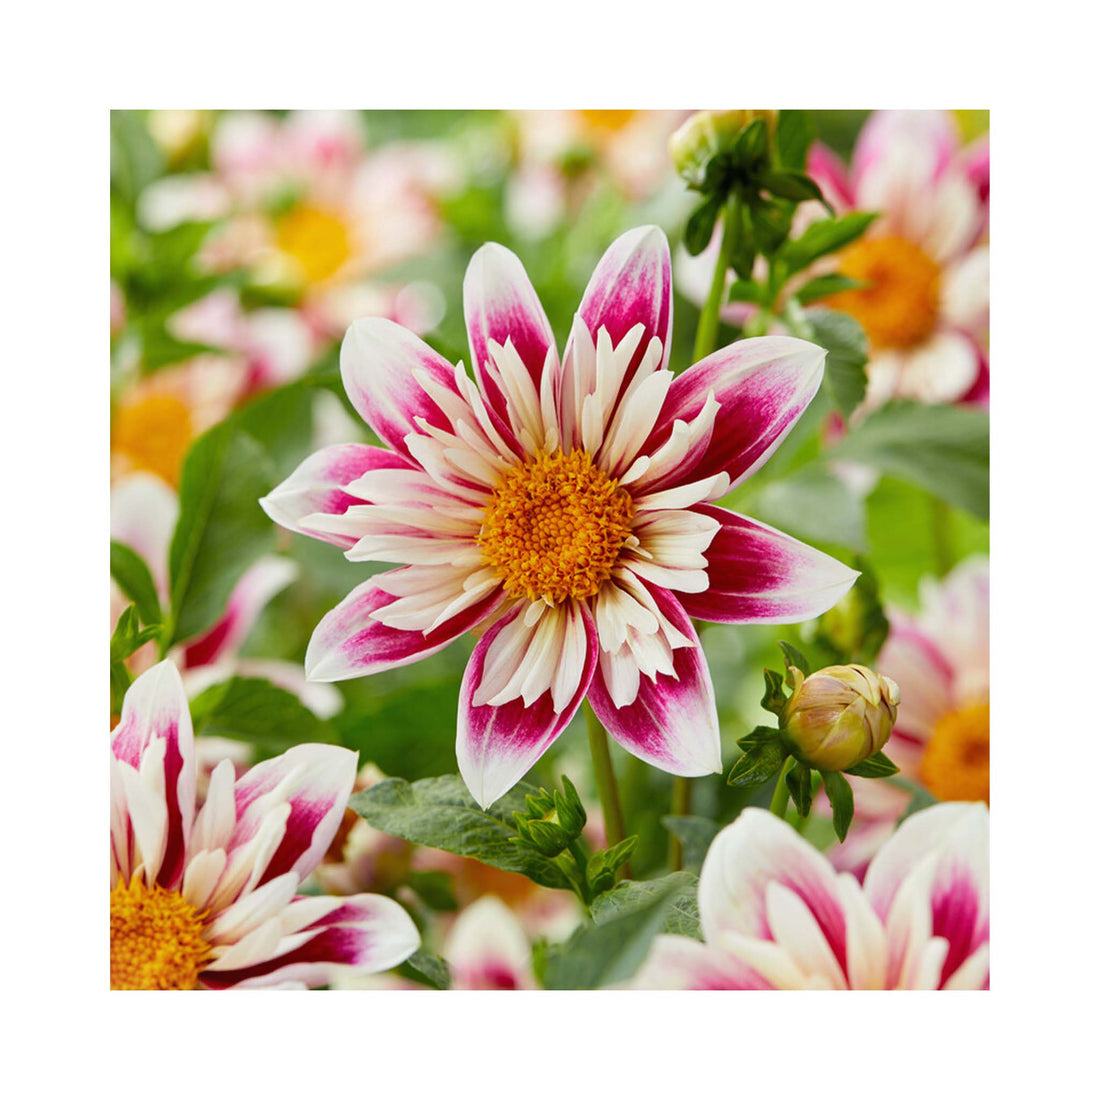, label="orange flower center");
[919,701,990,804]
[827,236,941,350]
[112,393,194,487]
[110,877,210,990]
[274,203,352,285]
[577,110,637,134]
[478,449,634,605]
